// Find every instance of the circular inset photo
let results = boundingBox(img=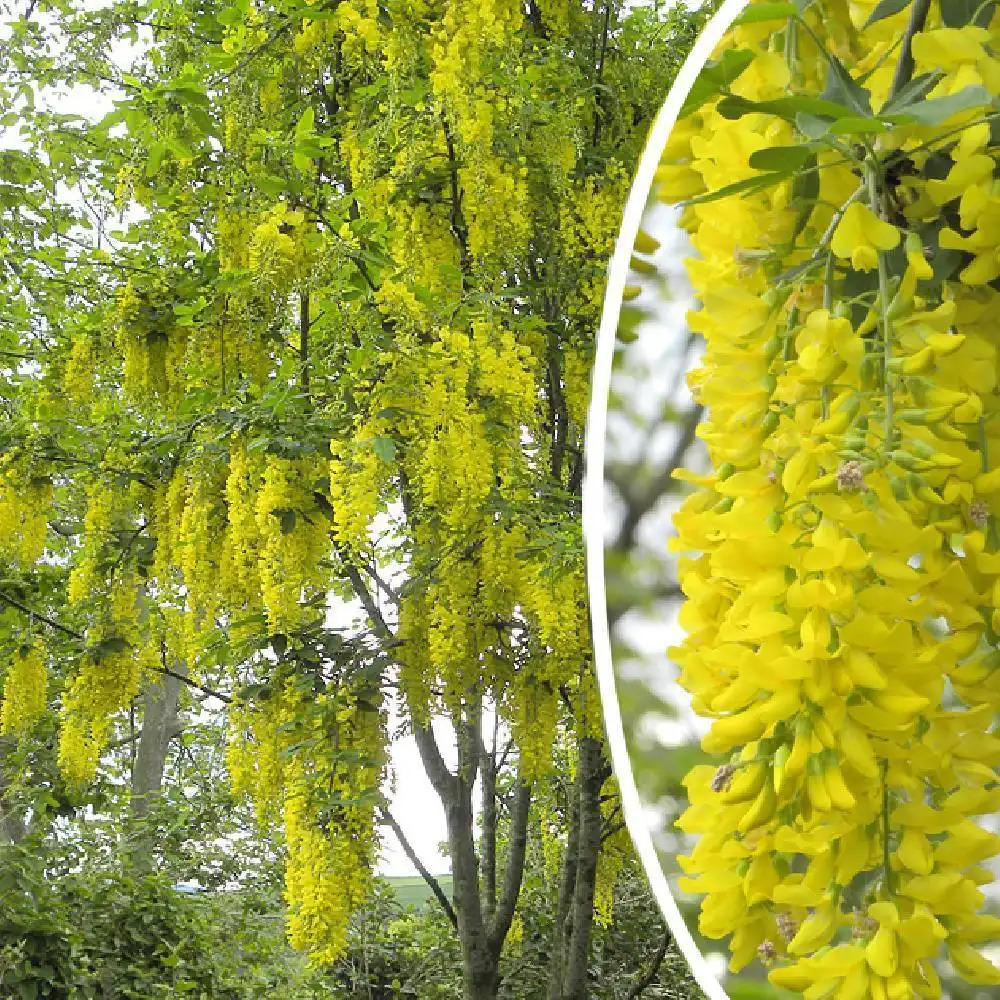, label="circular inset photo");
[588,0,1000,997]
